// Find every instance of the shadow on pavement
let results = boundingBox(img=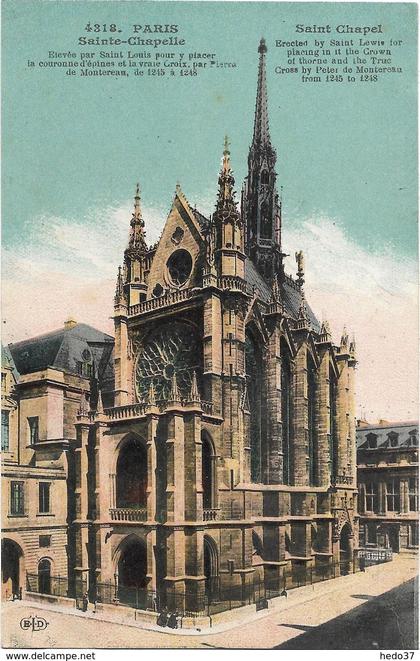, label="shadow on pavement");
[274,578,418,650]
